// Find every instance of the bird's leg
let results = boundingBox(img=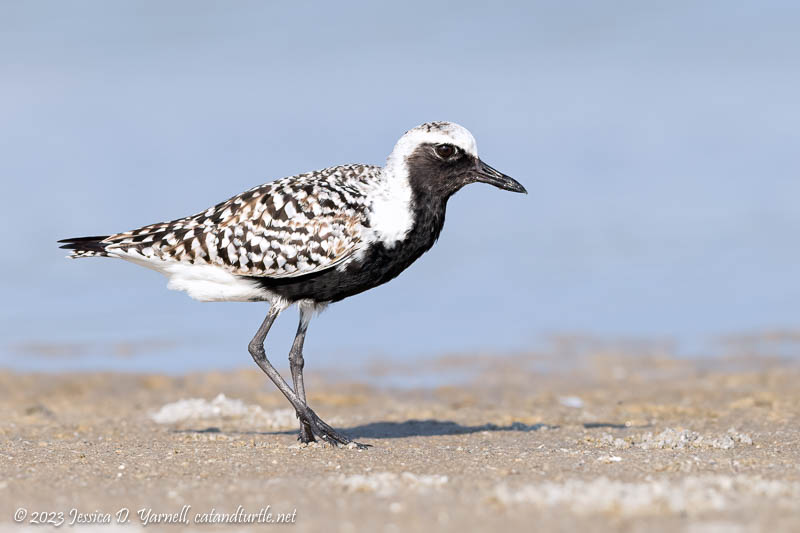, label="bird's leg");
[248,305,367,448]
[289,310,314,443]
